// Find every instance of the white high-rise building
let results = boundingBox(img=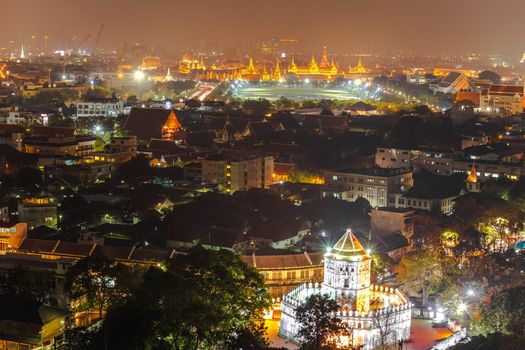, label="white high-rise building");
[279,229,411,349]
